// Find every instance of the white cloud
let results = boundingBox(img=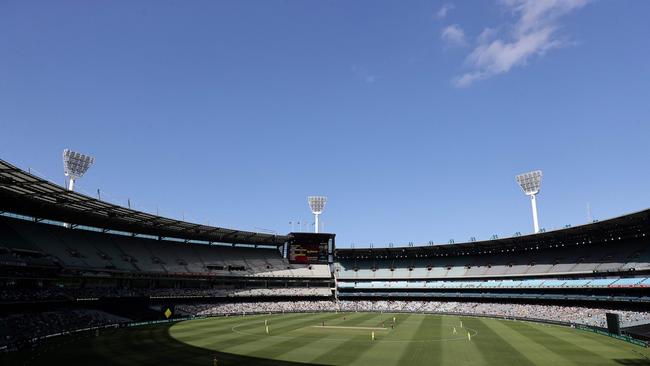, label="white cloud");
[441,24,467,47]
[477,27,497,44]
[453,0,589,87]
[502,0,588,36]
[436,3,455,19]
